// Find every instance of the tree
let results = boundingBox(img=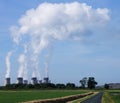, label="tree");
[104,83,109,89]
[56,84,66,89]
[80,77,87,88]
[66,83,75,89]
[87,77,97,89]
